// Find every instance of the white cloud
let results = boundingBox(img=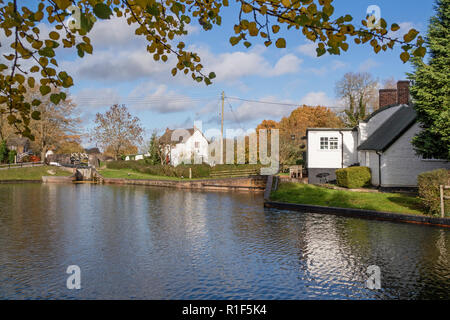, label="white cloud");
[196,46,303,83]
[358,58,380,72]
[299,91,336,107]
[296,42,318,58]
[128,83,196,113]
